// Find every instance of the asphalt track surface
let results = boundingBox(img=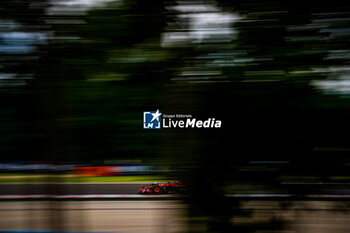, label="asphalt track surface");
[0,201,187,233]
[0,183,143,195]
[2,201,350,233]
[2,183,350,196]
